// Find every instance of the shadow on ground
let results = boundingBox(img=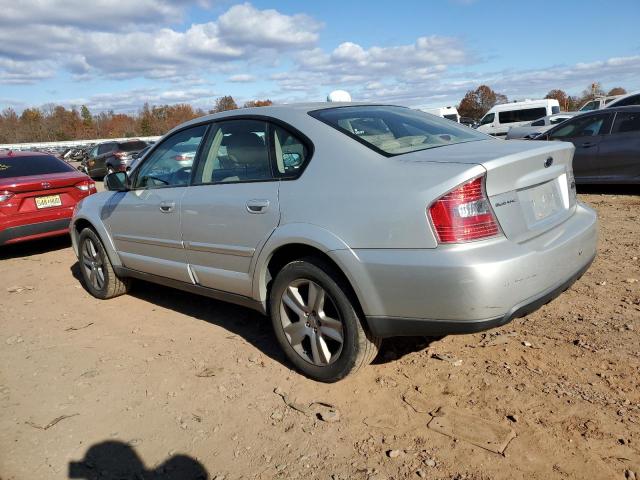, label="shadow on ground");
[69,262,434,370]
[0,235,71,260]
[68,440,208,480]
